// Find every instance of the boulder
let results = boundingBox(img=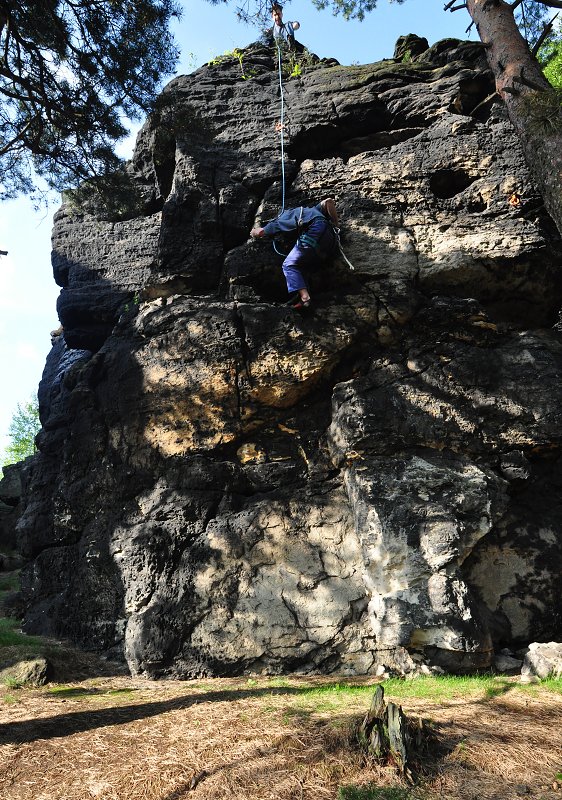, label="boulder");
[0,657,51,687]
[521,642,562,681]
